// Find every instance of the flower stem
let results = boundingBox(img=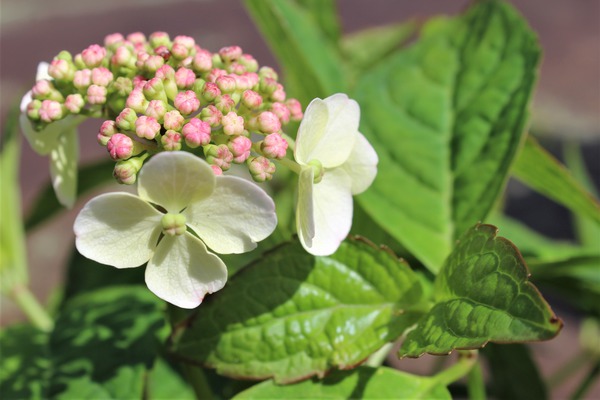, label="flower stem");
[10,284,53,332]
[432,350,478,387]
[365,343,393,367]
[467,359,487,400]
[276,156,303,174]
